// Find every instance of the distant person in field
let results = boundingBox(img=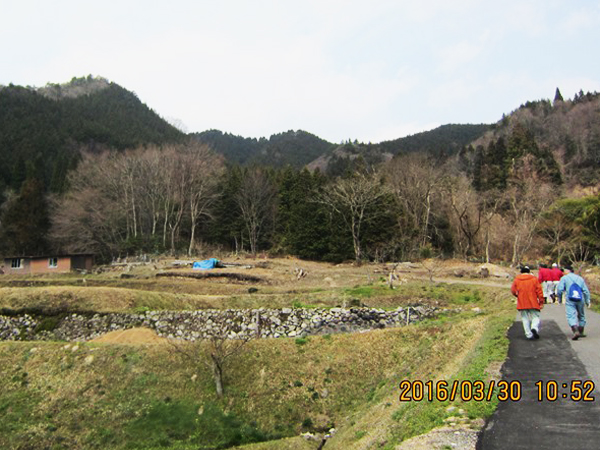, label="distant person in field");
[557,265,590,340]
[538,263,551,303]
[511,266,545,340]
[548,263,564,303]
